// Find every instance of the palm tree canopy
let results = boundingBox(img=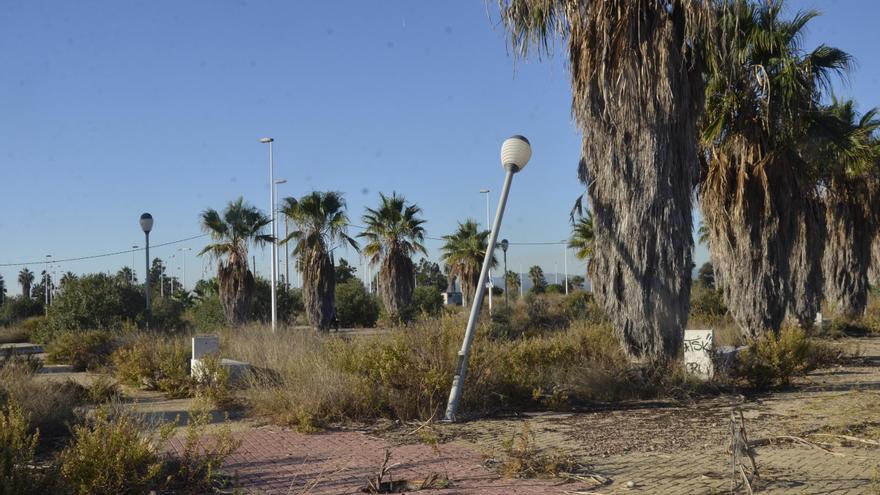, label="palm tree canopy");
[198,197,273,260]
[18,268,34,286]
[568,212,594,261]
[358,192,427,265]
[439,219,496,272]
[280,191,359,260]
